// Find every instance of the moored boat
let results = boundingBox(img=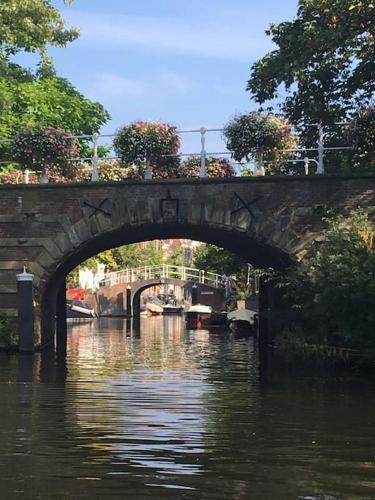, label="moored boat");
[145,301,164,315]
[200,311,228,331]
[185,304,212,329]
[67,300,96,319]
[163,304,184,315]
[227,309,255,336]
